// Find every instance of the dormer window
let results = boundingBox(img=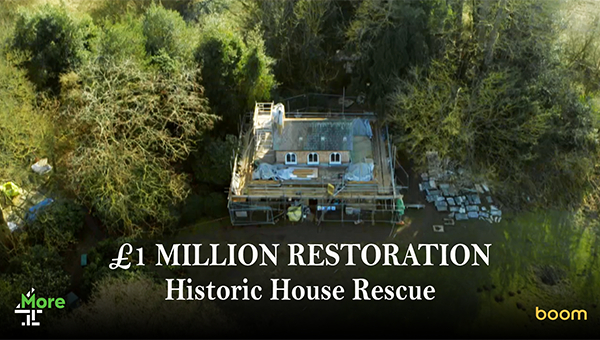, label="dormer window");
[307,153,319,165]
[329,152,341,165]
[285,152,297,165]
